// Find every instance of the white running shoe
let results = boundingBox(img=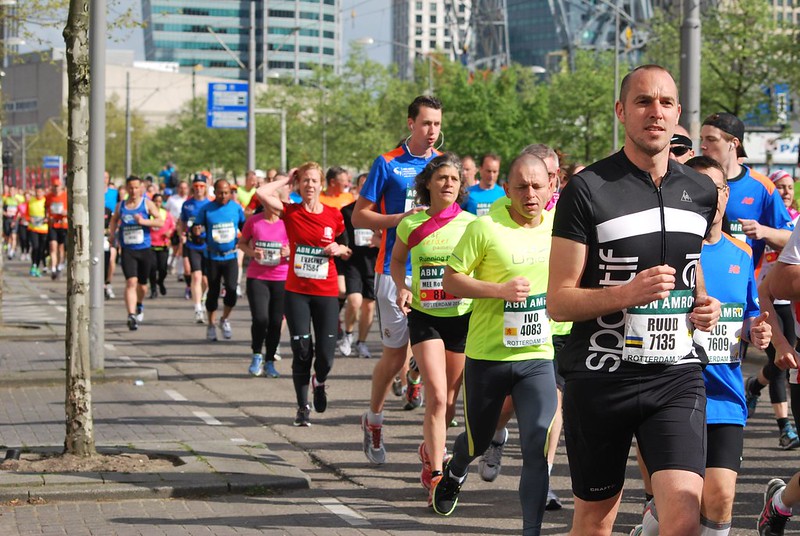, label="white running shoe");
[219,318,232,339]
[338,332,353,356]
[194,309,206,324]
[361,412,386,464]
[356,341,372,359]
[207,325,218,341]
